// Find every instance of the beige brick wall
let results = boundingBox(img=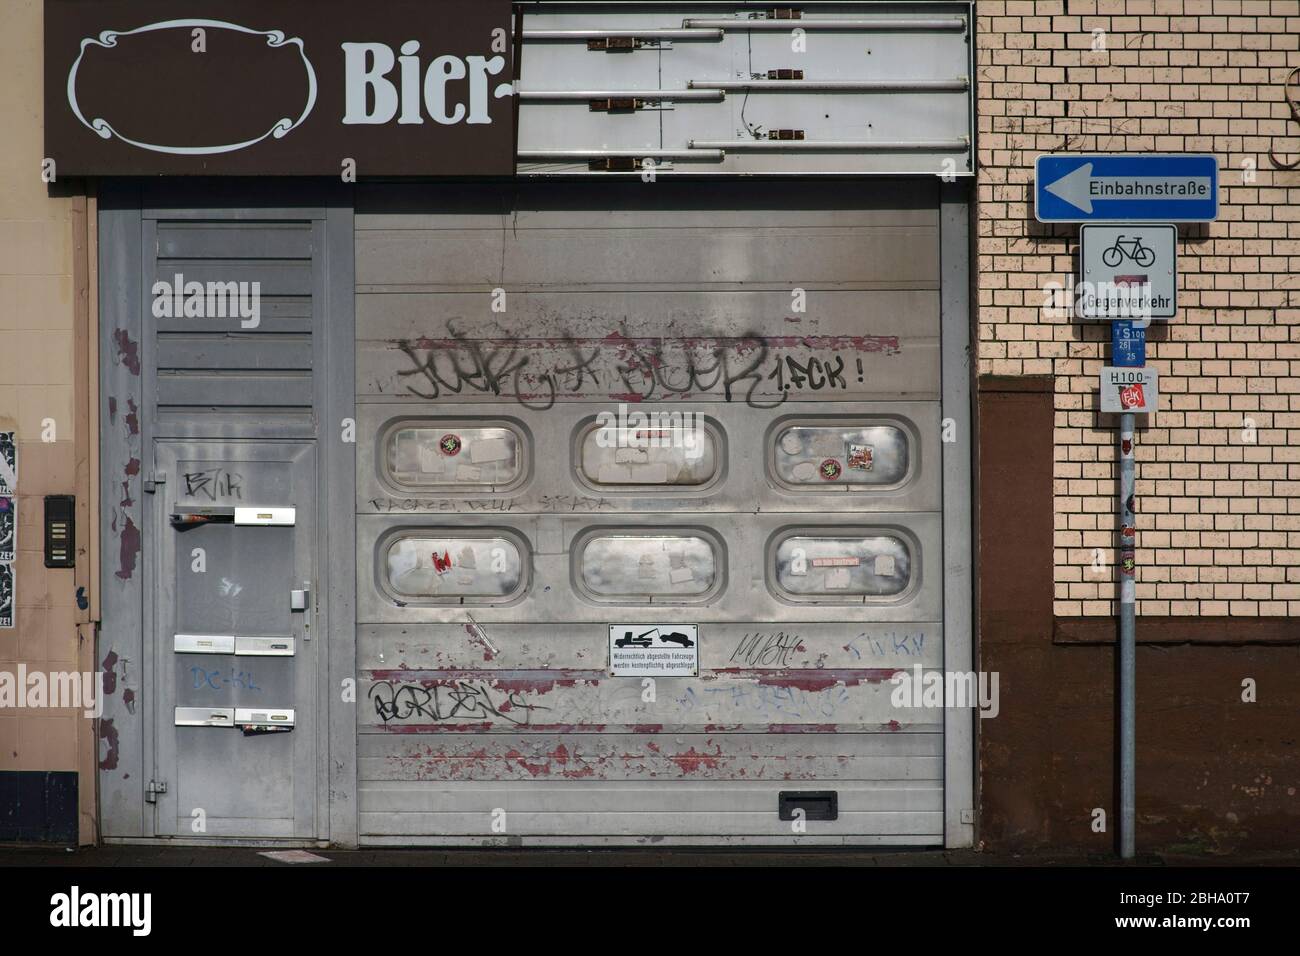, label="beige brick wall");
[976,0,1300,617]
[0,0,96,842]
